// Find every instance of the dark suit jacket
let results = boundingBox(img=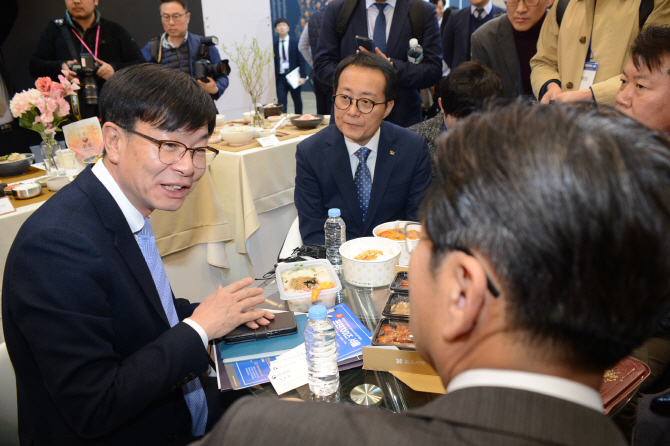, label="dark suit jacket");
[471,15,520,99]
[442,4,505,70]
[273,36,307,87]
[193,386,628,446]
[313,0,443,127]
[2,167,225,445]
[294,121,432,245]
